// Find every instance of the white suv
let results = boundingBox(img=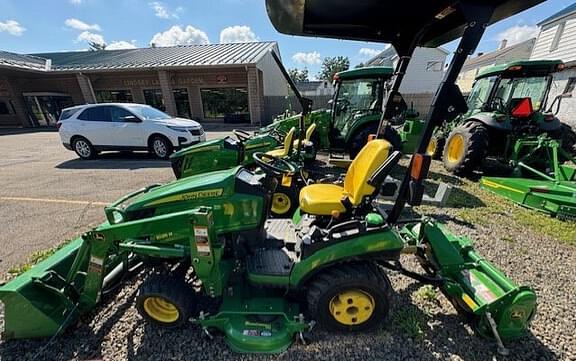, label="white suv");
[57,103,205,159]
